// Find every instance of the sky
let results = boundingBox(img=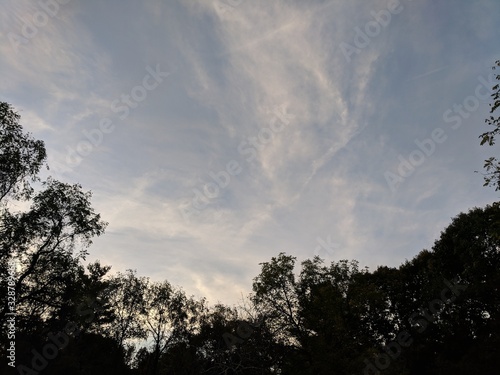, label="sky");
[1,0,500,306]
